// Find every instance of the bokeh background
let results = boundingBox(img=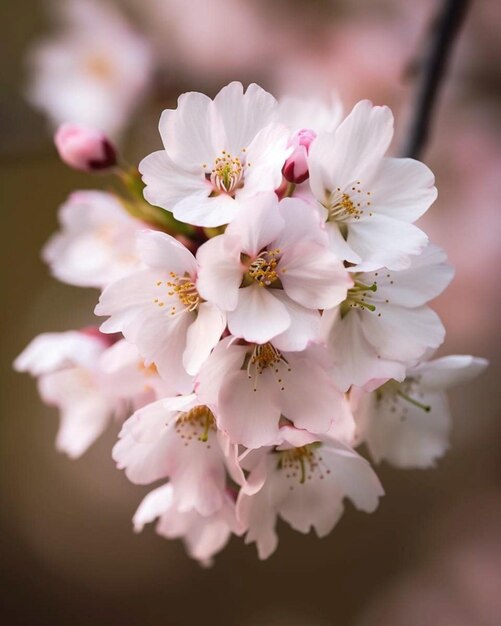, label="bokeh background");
[1,0,500,624]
